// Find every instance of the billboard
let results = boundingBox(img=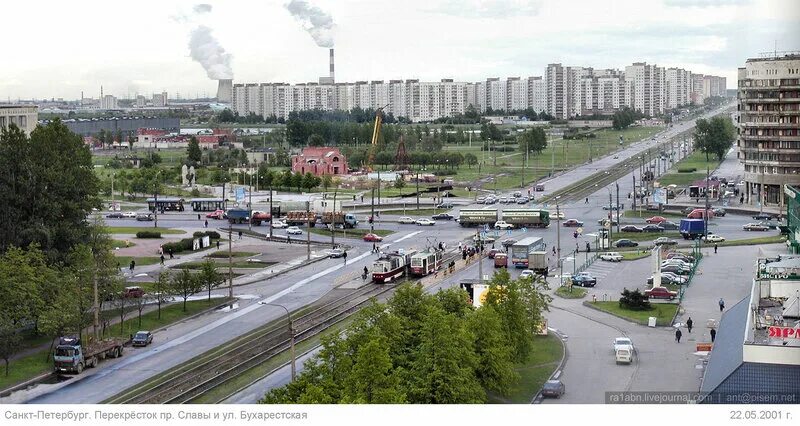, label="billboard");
[653,188,667,204]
